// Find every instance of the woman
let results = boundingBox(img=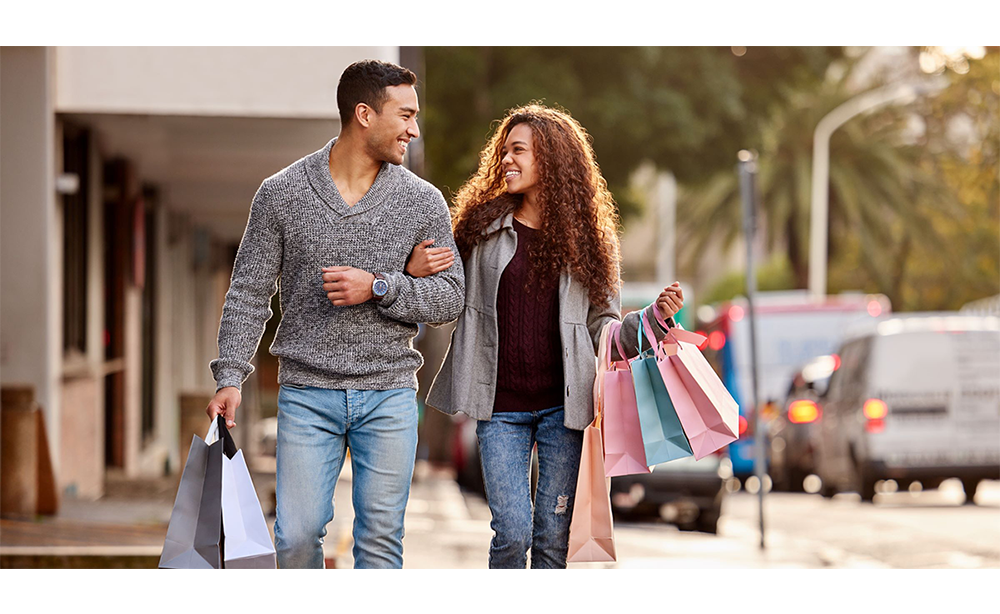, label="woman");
[414,104,684,569]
